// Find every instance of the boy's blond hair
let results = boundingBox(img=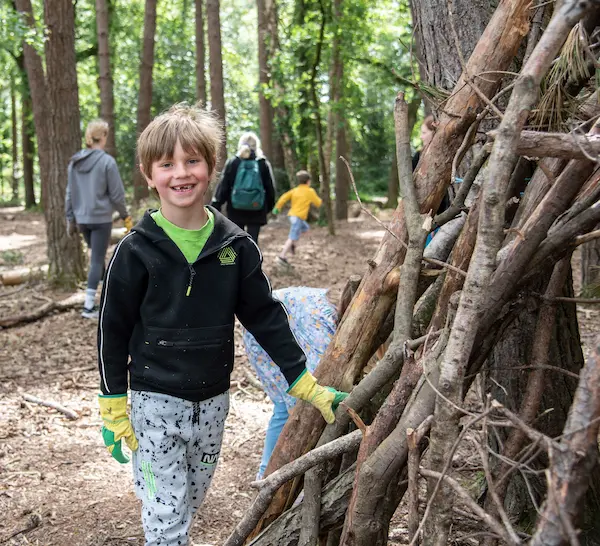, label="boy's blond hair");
[85,119,109,147]
[138,103,224,179]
